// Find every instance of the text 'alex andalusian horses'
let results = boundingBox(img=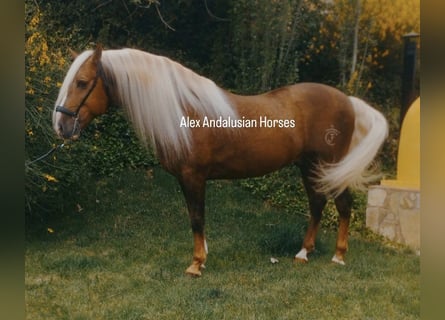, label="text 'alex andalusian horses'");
[53,46,388,276]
